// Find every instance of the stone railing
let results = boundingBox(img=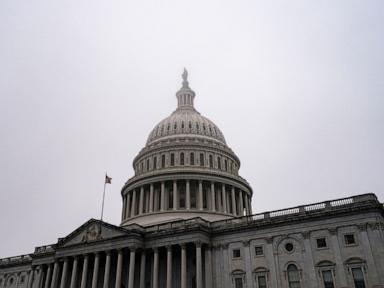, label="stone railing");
[34,244,55,254]
[0,254,32,266]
